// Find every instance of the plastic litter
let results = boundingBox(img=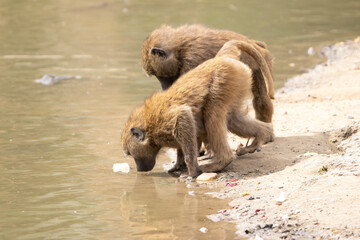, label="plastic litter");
[112,163,130,173]
[274,191,286,205]
[199,227,208,233]
[35,74,81,85]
